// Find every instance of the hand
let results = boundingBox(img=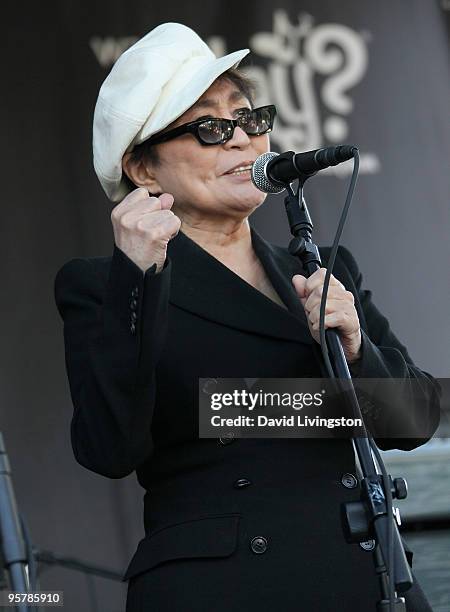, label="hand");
[292,268,362,364]
[111,187,181,273]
